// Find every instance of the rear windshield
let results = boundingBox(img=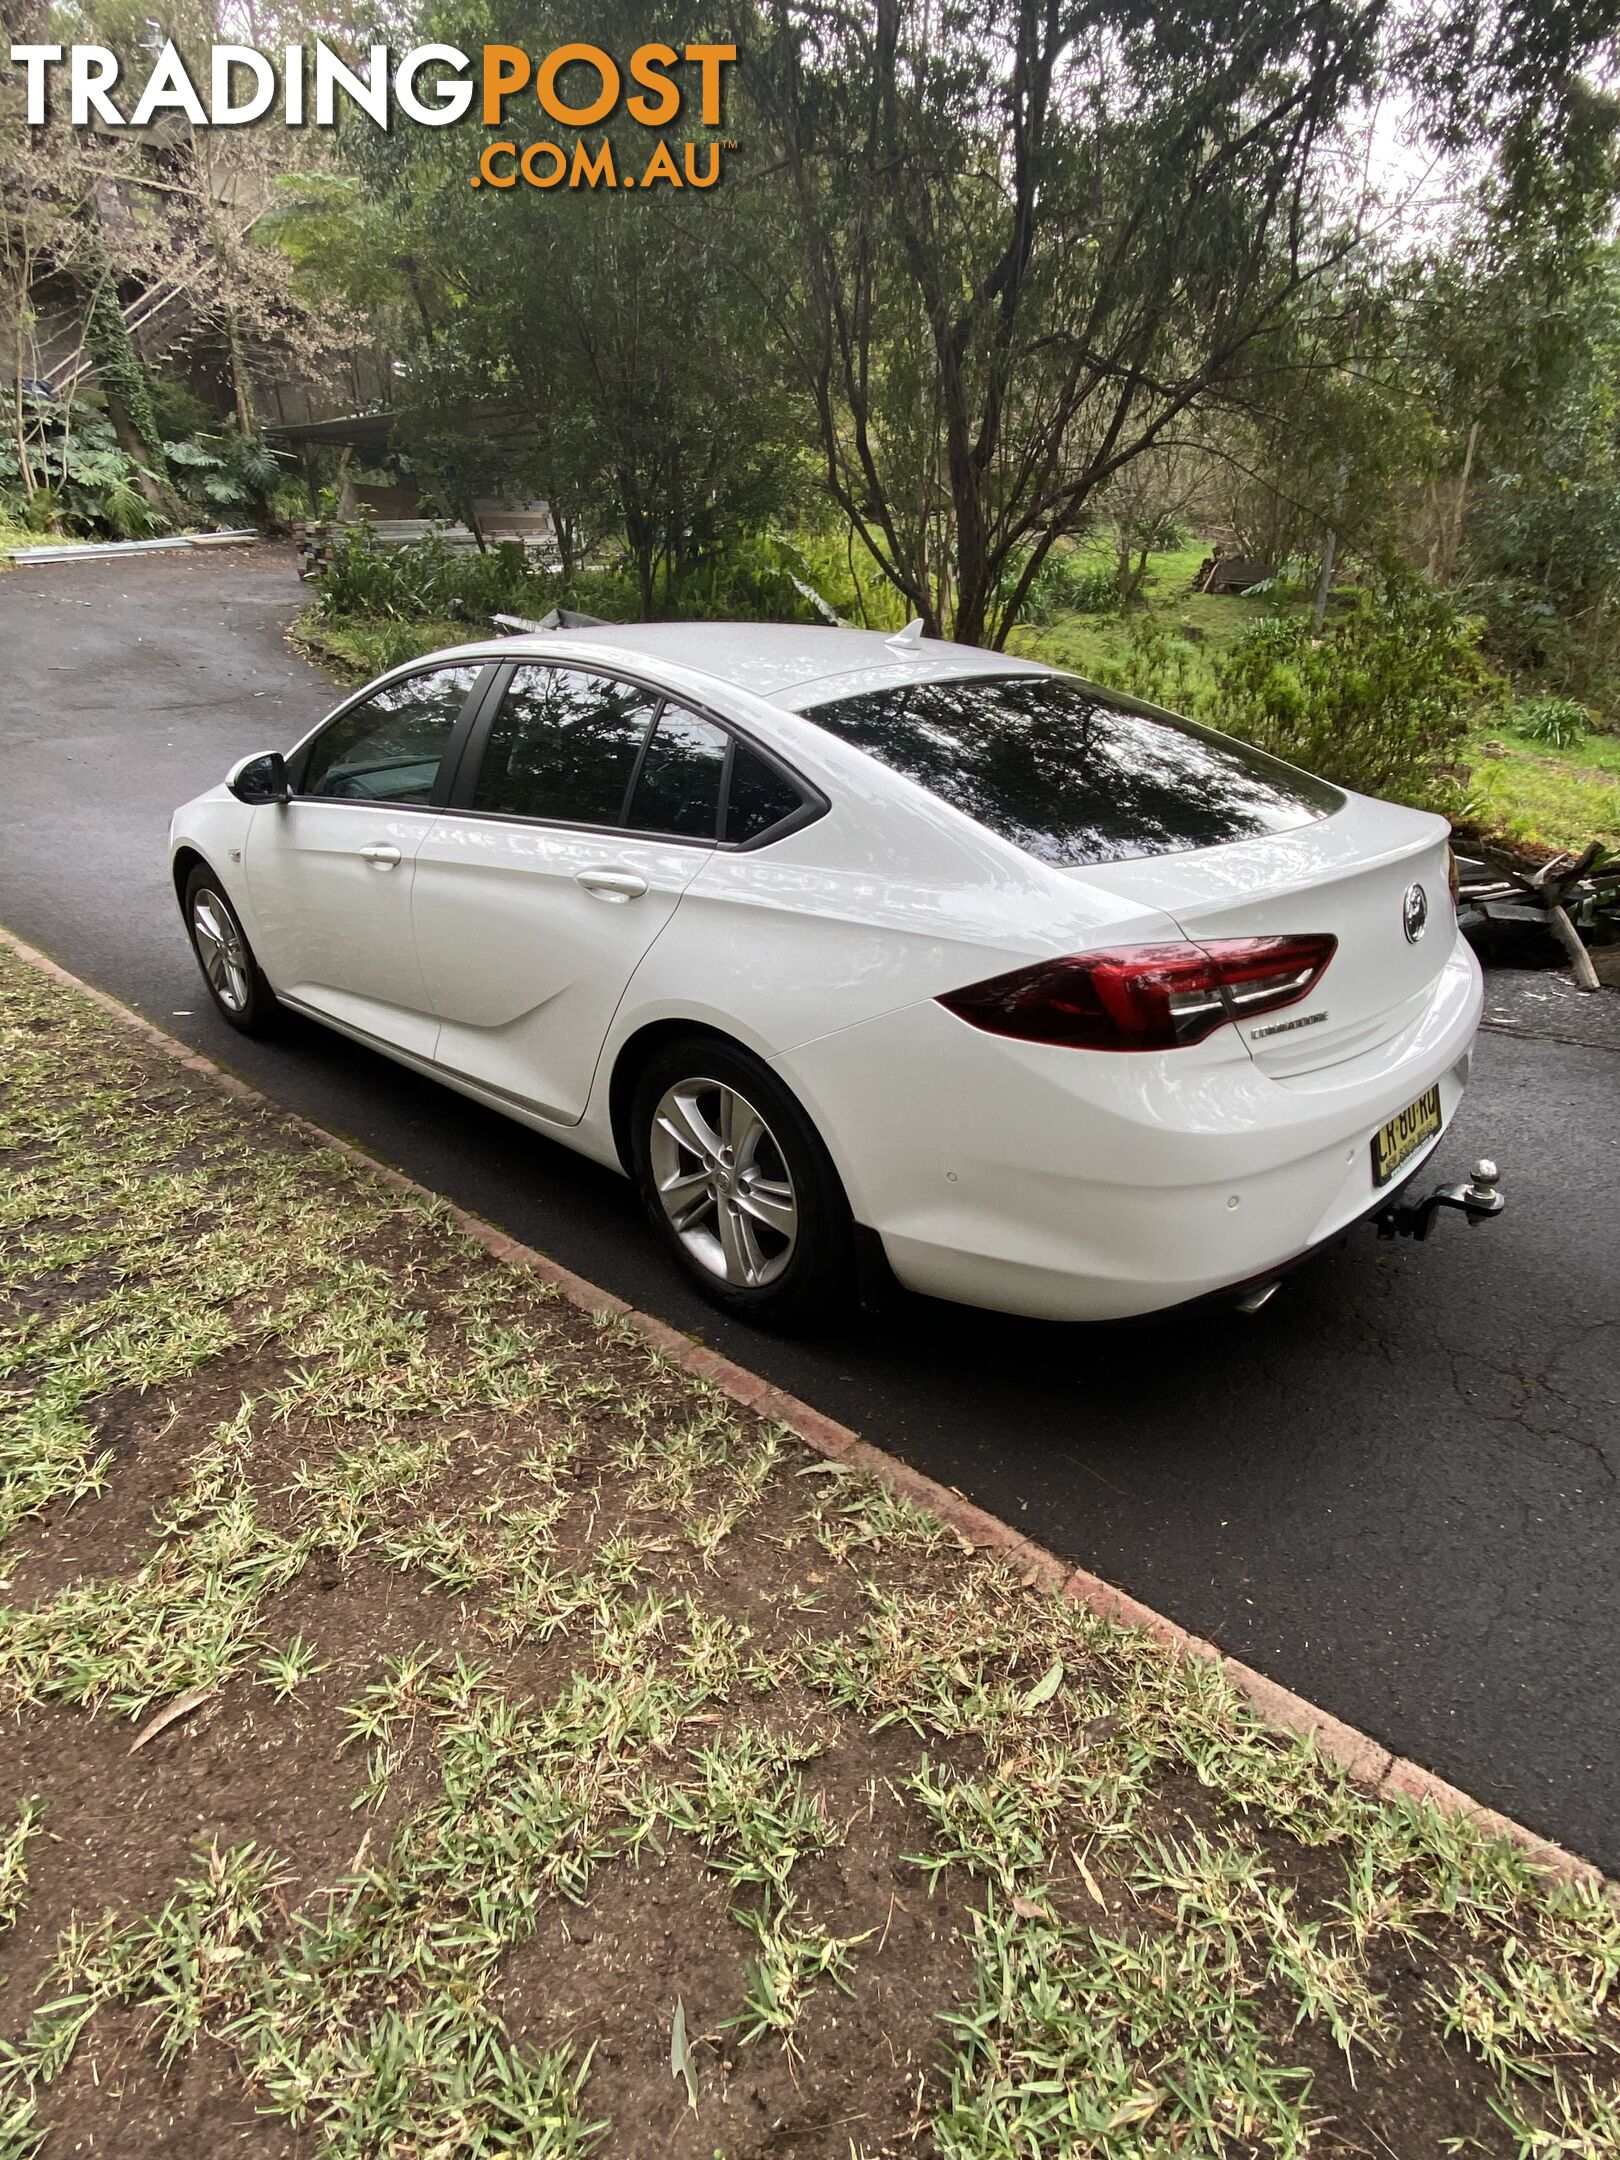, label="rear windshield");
[804,675,1342,866]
